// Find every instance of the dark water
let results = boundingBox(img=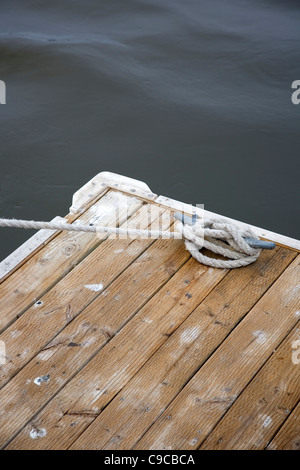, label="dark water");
[0,0,299,262]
